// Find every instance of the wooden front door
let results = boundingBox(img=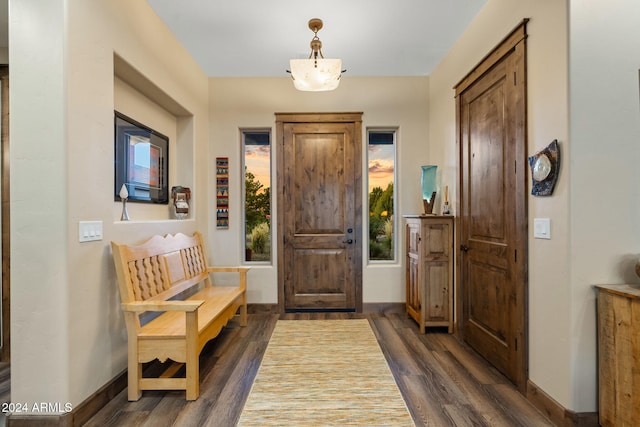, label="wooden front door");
[455,22,528,389]
[276,113,362,312]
